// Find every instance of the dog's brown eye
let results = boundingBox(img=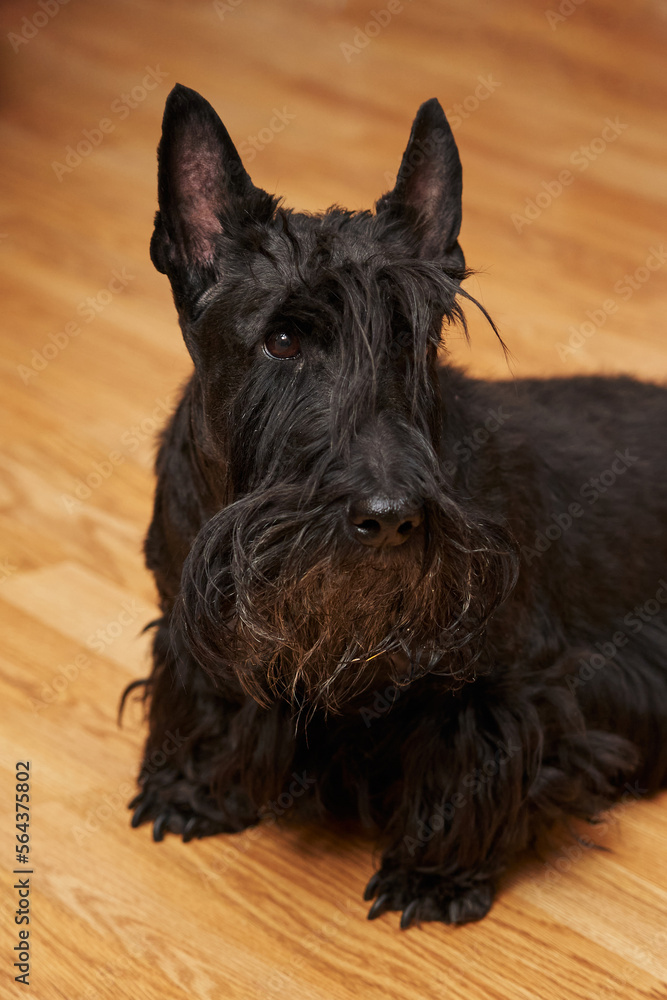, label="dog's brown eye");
[264,330,301,359]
